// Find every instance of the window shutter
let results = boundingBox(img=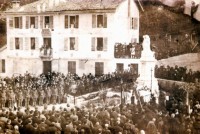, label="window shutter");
[25,37,30,50]
[40,16,43,29]
[19,38,23,50]
[26,16,30,29]
[49,16,53,29]
[19,17,23,29]
[103,14,107,28]
[91,37,95,51]
[9,17,14,29]
[92,15,96,28]
[133,18,138,29]
[10,37,14,50]
[65,15,68,28]
[35,38,39,50]
[2,60,5,73]
[0,60,2,73]
[75,15,79,28]
[75,37,78,51]
[103,37,108,51]
[35,16,38,29]
[64,38,68,51]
